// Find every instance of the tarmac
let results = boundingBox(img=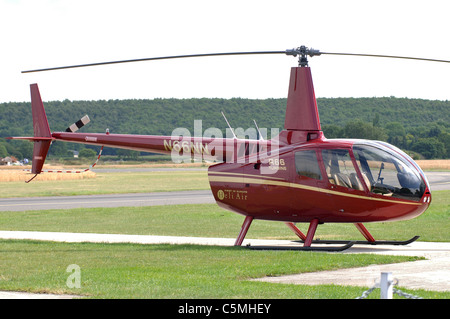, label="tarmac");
[0,230,449,298]
[253,241,450,293]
